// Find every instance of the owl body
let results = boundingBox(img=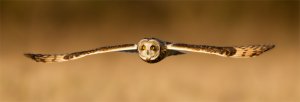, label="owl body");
[25,38,275,64]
